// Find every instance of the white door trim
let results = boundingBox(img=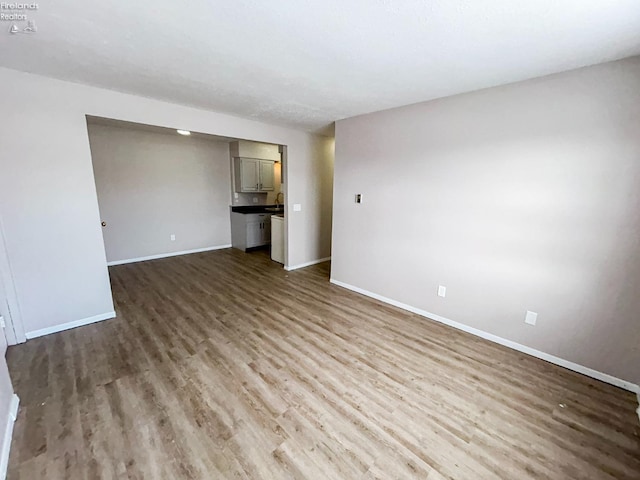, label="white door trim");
[0,215,26,345]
